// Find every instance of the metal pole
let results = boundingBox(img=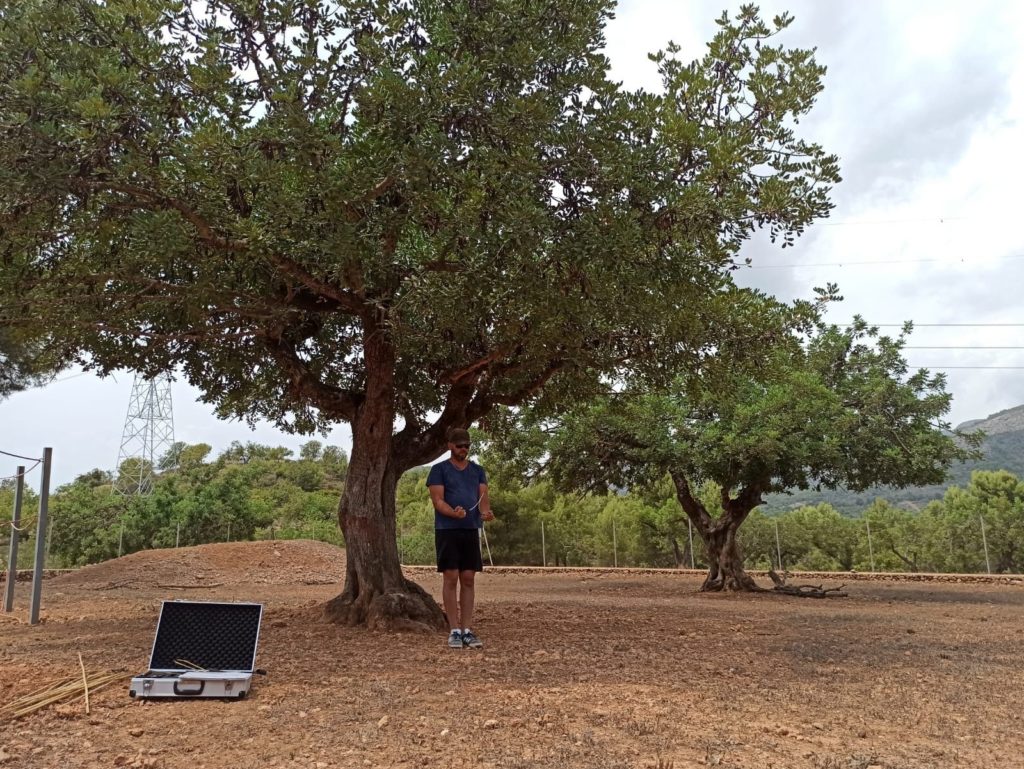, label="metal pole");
[612,519,618,568]
[980,515,991,574]
[118,519,124,558]
[865,519,876,572]
[774,519,783,570]
[29,448,52,625]
[175,522,180,548]
[541,521,546,567]
[688,518,695,569]
[481,526,493,567]
[227,521,232,542]
[3,467,24,612]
